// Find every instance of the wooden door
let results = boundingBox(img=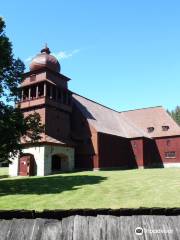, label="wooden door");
[19,155,34,176]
